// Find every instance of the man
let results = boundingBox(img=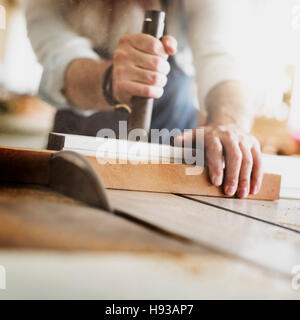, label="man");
[25,0,262,198]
